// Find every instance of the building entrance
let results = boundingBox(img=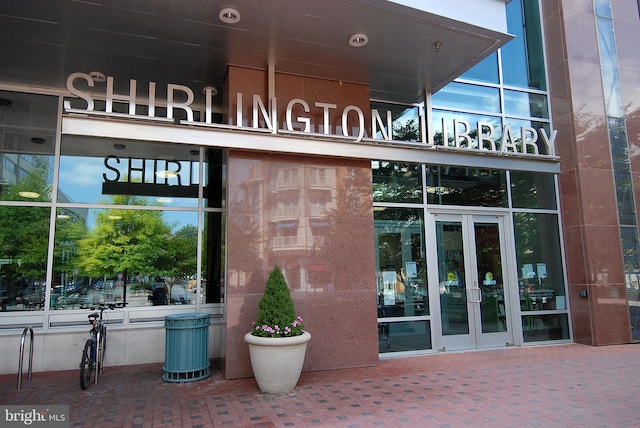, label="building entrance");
[432,213,514,351]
